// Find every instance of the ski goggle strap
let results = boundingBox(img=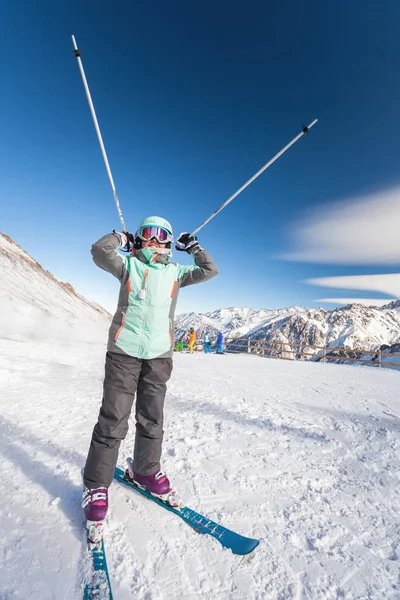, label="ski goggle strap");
[137,226,174,243]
